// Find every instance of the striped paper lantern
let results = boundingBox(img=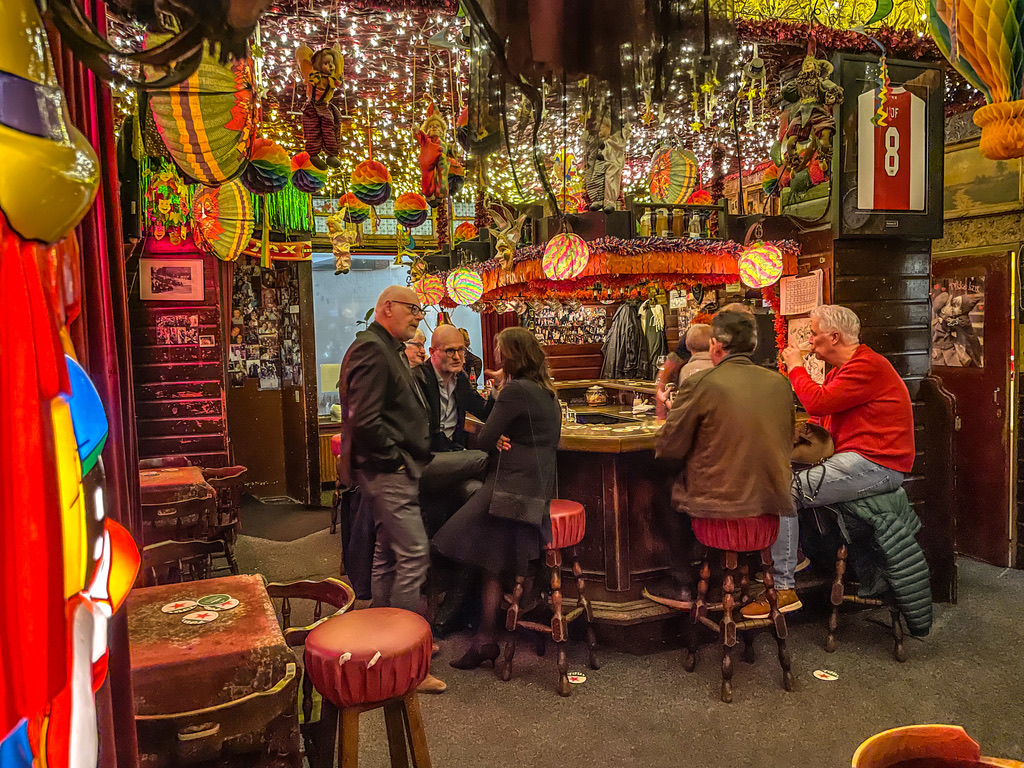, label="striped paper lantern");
[542,233,590,280]
[445,268,484,305]
[738,242,784,289]
[413,274,445,305]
